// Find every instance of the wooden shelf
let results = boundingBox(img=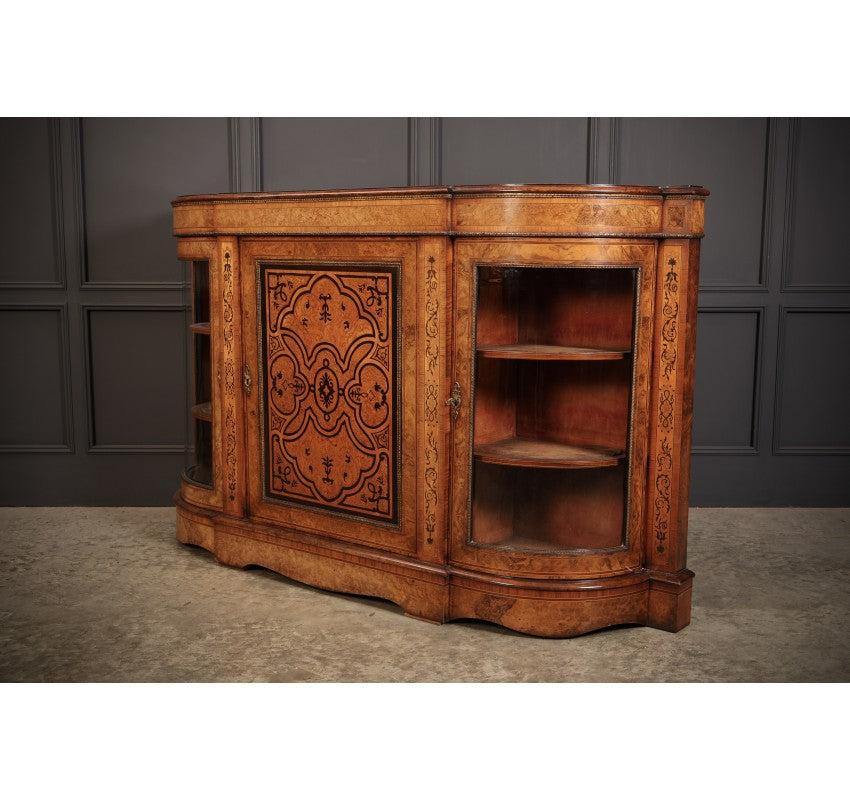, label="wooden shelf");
[183,464,212,487]
[472,534,576,554]
[191,402,212,422]
[474,437,624,469]
[190,322,211,335]
[477,343,628,361]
